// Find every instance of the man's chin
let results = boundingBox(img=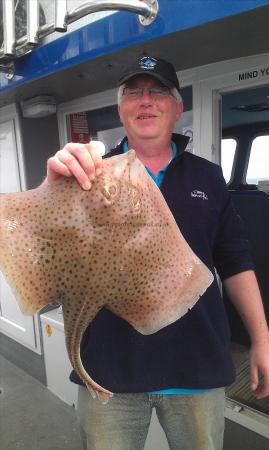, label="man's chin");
[135,131,160,140]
